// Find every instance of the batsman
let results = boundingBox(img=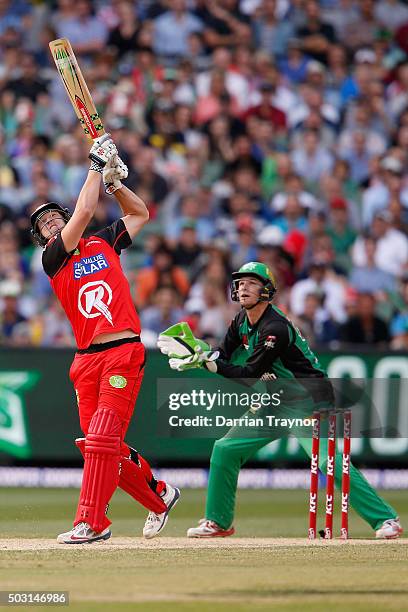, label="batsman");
[31,135,179,544]
[158,262,402,539]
